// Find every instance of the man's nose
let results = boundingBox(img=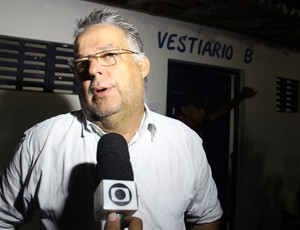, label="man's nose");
[88,58,104,76]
